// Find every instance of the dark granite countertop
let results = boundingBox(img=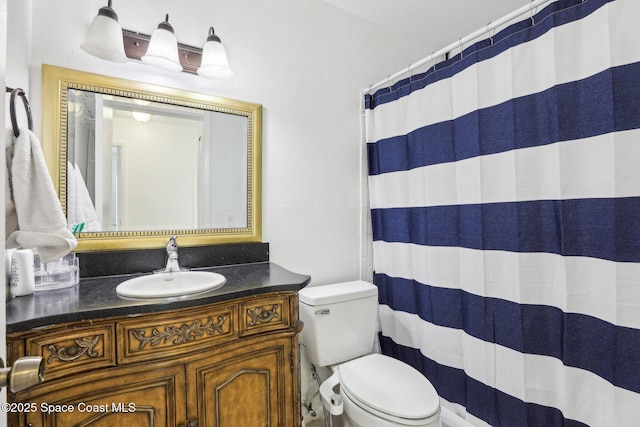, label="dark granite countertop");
[6,262,311,334]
